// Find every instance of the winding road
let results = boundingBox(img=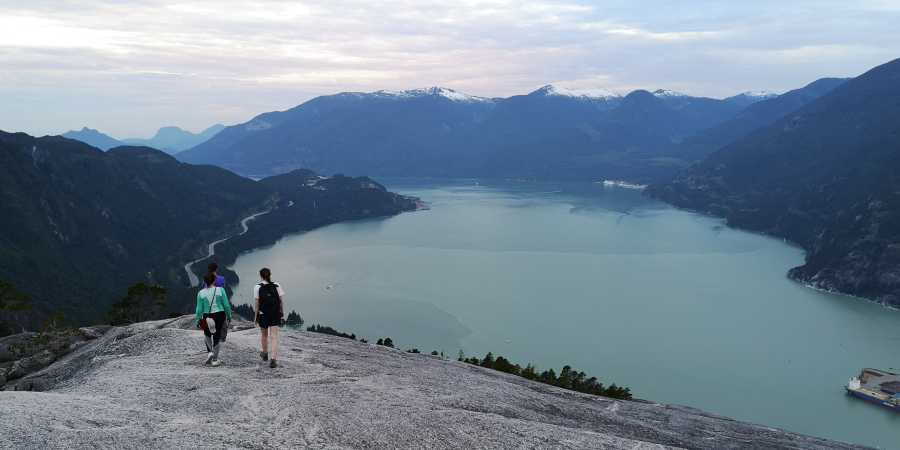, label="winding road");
[183,209,273,286]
